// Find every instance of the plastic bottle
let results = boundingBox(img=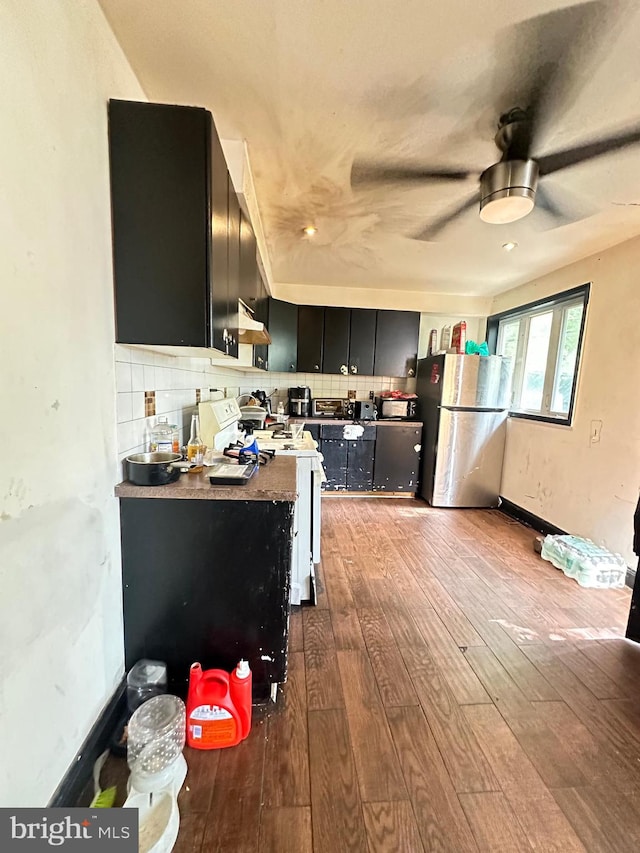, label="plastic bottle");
[230,659,252,739]
[150,417,174,454]
[186,661,252,749]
